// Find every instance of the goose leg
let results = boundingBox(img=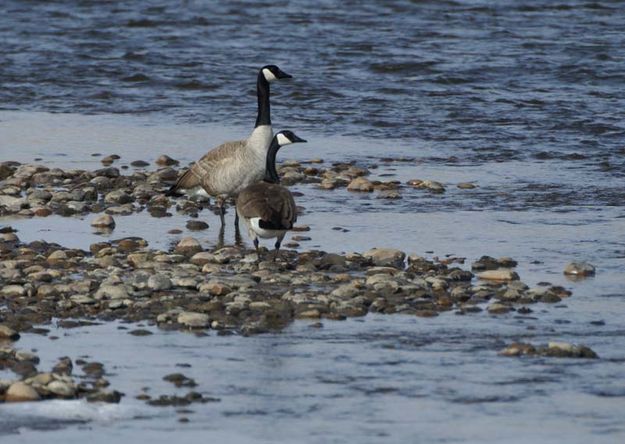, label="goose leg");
[253,238,261,261]
[273,234,285,262]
